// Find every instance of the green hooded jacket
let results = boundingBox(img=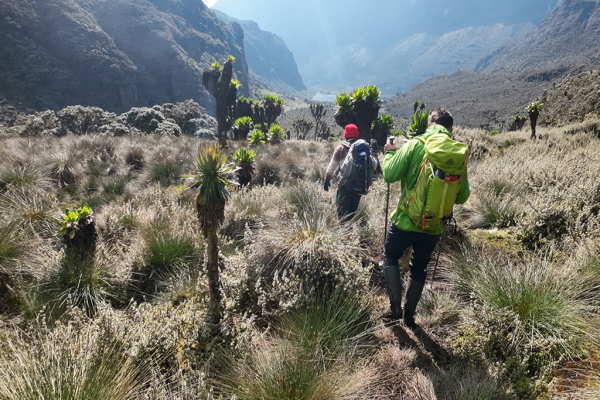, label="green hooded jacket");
[382,124,470,235]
